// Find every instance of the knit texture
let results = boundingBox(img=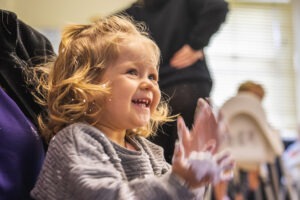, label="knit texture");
[31,123,200,200]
